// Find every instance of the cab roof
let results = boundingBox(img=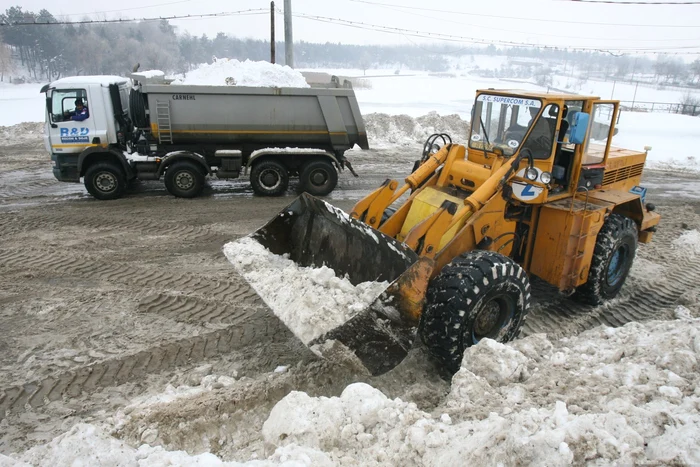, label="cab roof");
[46,75,129,89]
[476,88,602,102]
